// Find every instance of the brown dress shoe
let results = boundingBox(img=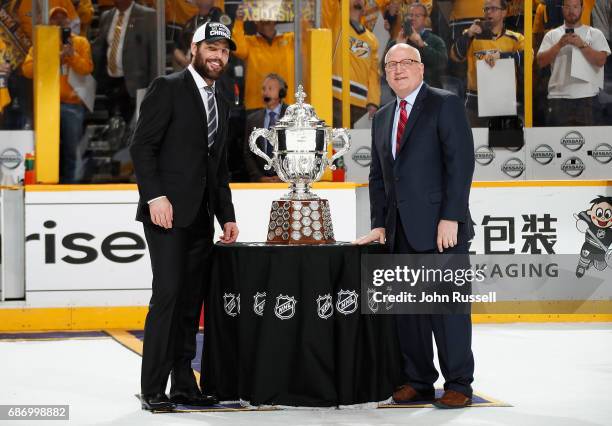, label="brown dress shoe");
[392,384,435,402]
[433,389,472,409]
